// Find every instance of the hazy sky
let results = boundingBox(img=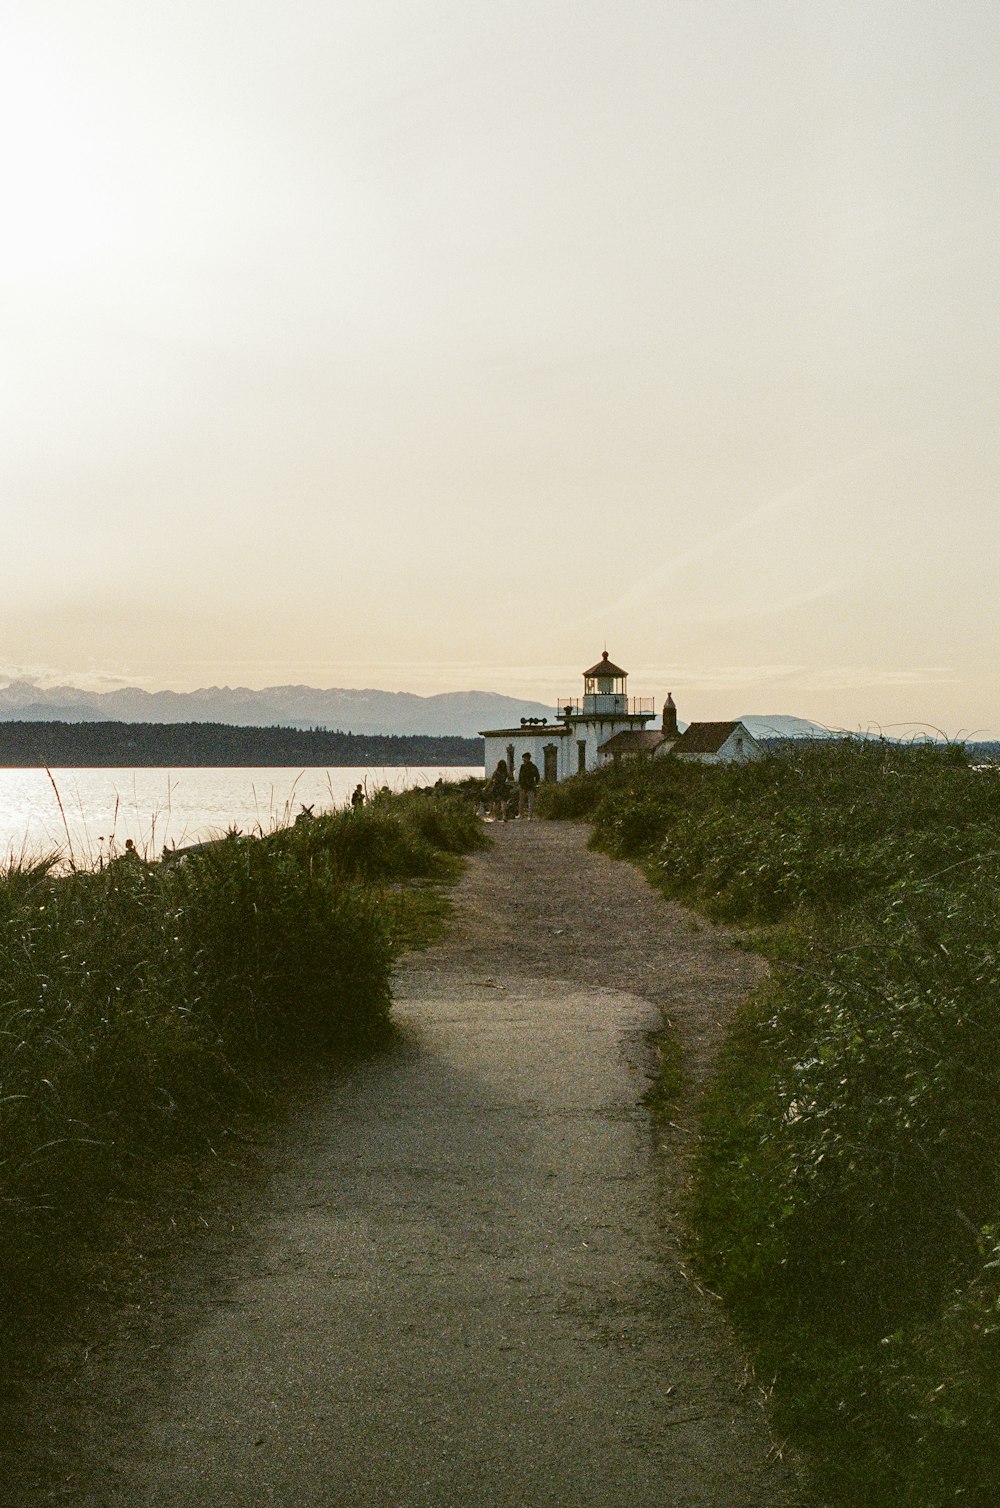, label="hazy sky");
[3,1,998,734]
